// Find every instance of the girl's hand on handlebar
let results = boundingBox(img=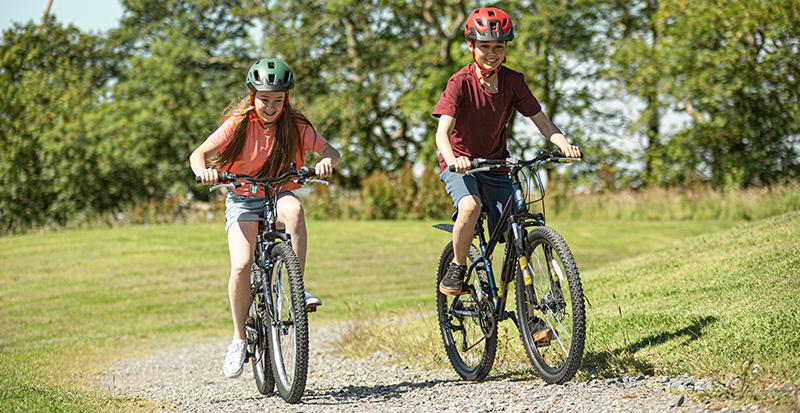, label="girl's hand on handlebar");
[449,156,472,174]
[197,168,219,185]
[315,158,334,178]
